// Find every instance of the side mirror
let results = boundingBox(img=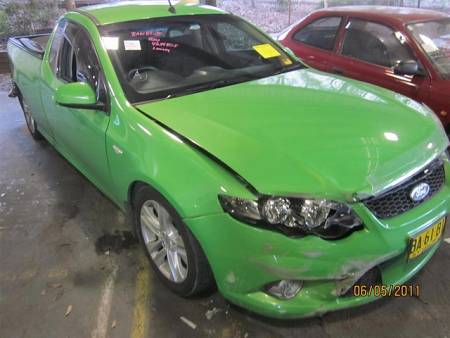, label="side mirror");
[55,82,104,110]
[393,60,424,76]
